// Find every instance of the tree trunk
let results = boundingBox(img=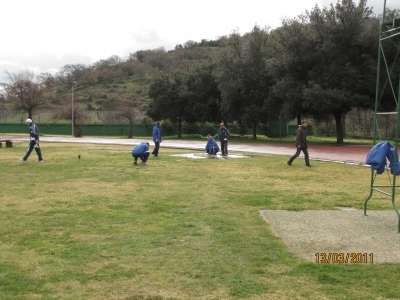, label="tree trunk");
[178,119,182,138]
[297,114,301,125]
[252,123,257,139]
[333,112,344,144]
[341,113,346,138]
[128,119,133,138]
